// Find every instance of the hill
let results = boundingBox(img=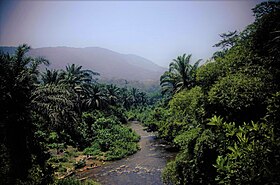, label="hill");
[0,46,166,82]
